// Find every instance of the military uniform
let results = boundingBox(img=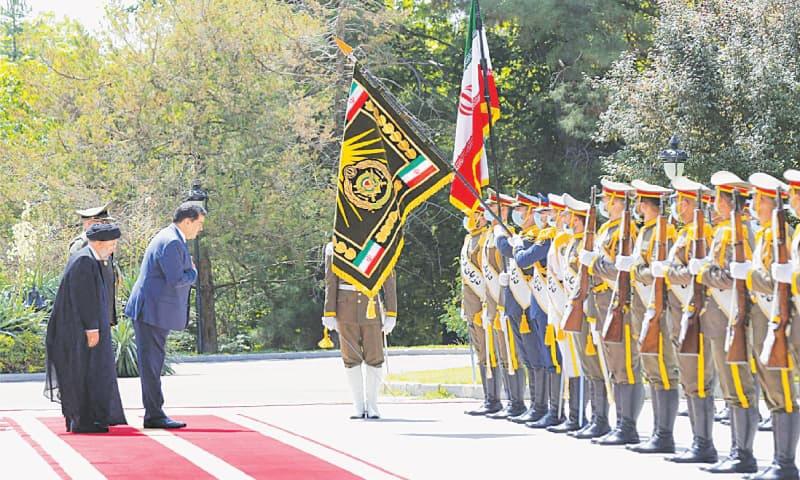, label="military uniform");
[694,171,760,474]
[733,173,799,480]
[507,192,564,428]
[562,194,611,440]
[625,180,680,454]
[543,194,588,434]
[660,178,719,464]
[482,192,526,420]
[462,209,502,416]
[582,180,643,446]
[323,243,397,419]
[70,204,122,290]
